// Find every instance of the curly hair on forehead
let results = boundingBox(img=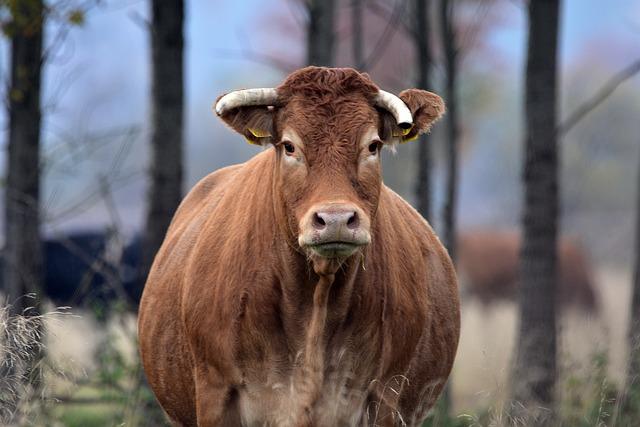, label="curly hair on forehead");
[277,66,380,102]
